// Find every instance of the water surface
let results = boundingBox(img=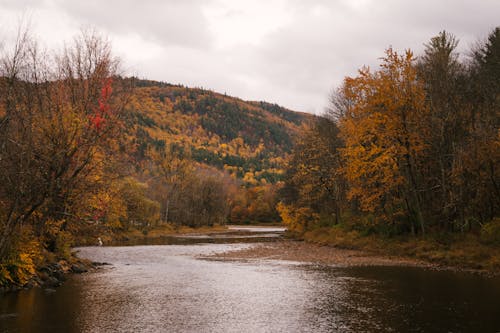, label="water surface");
[1,226,499,332]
